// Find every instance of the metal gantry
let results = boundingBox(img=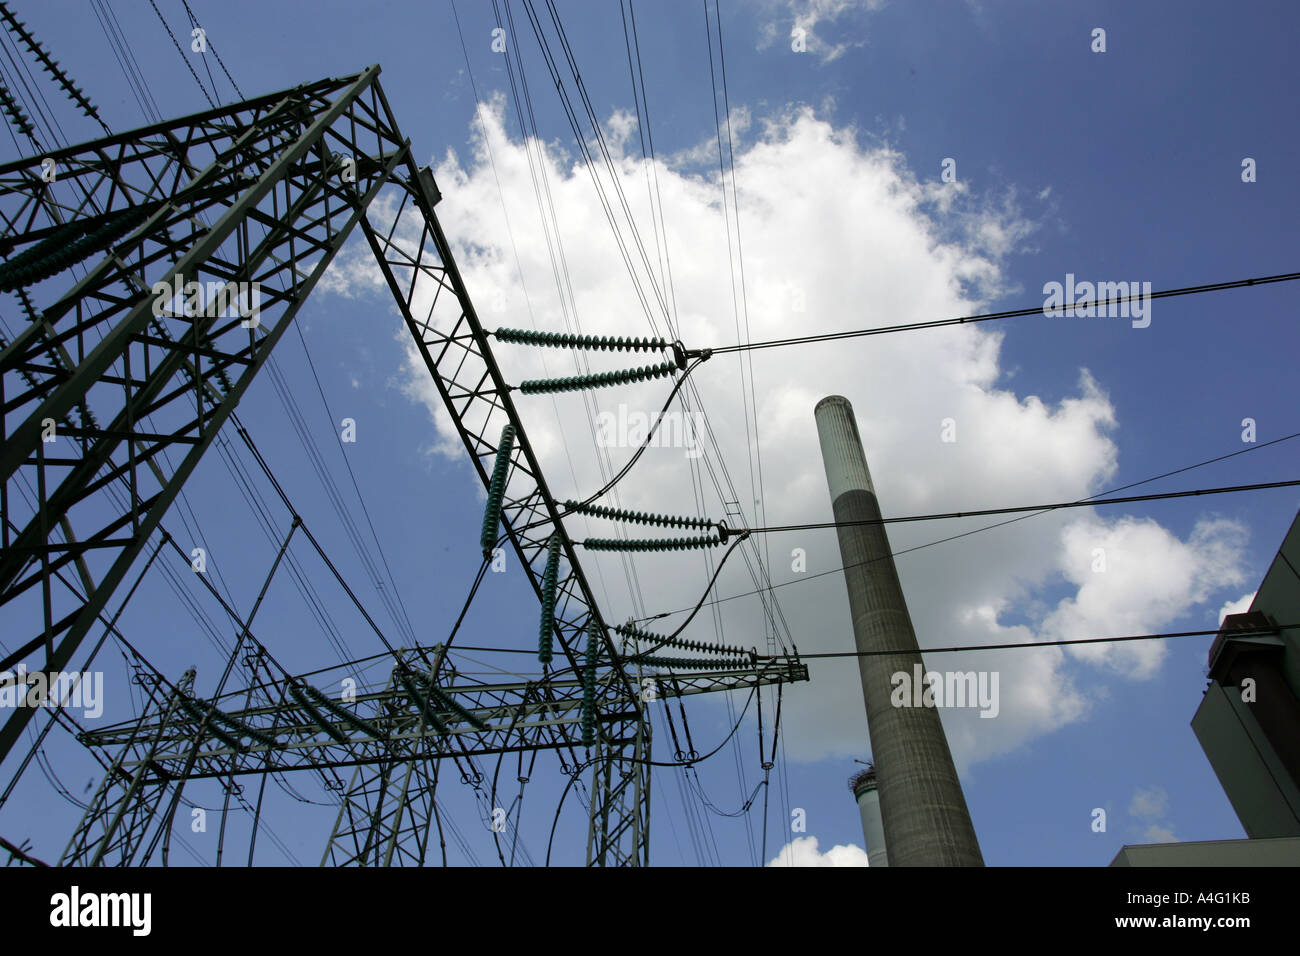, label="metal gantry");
[63,649,806,866]
[0,69,808,866]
